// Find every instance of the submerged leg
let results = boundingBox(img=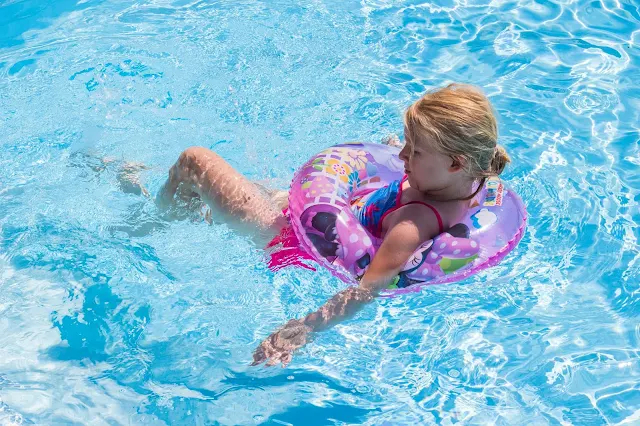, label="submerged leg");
[157,146,287,240]
[117,162,150,197]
